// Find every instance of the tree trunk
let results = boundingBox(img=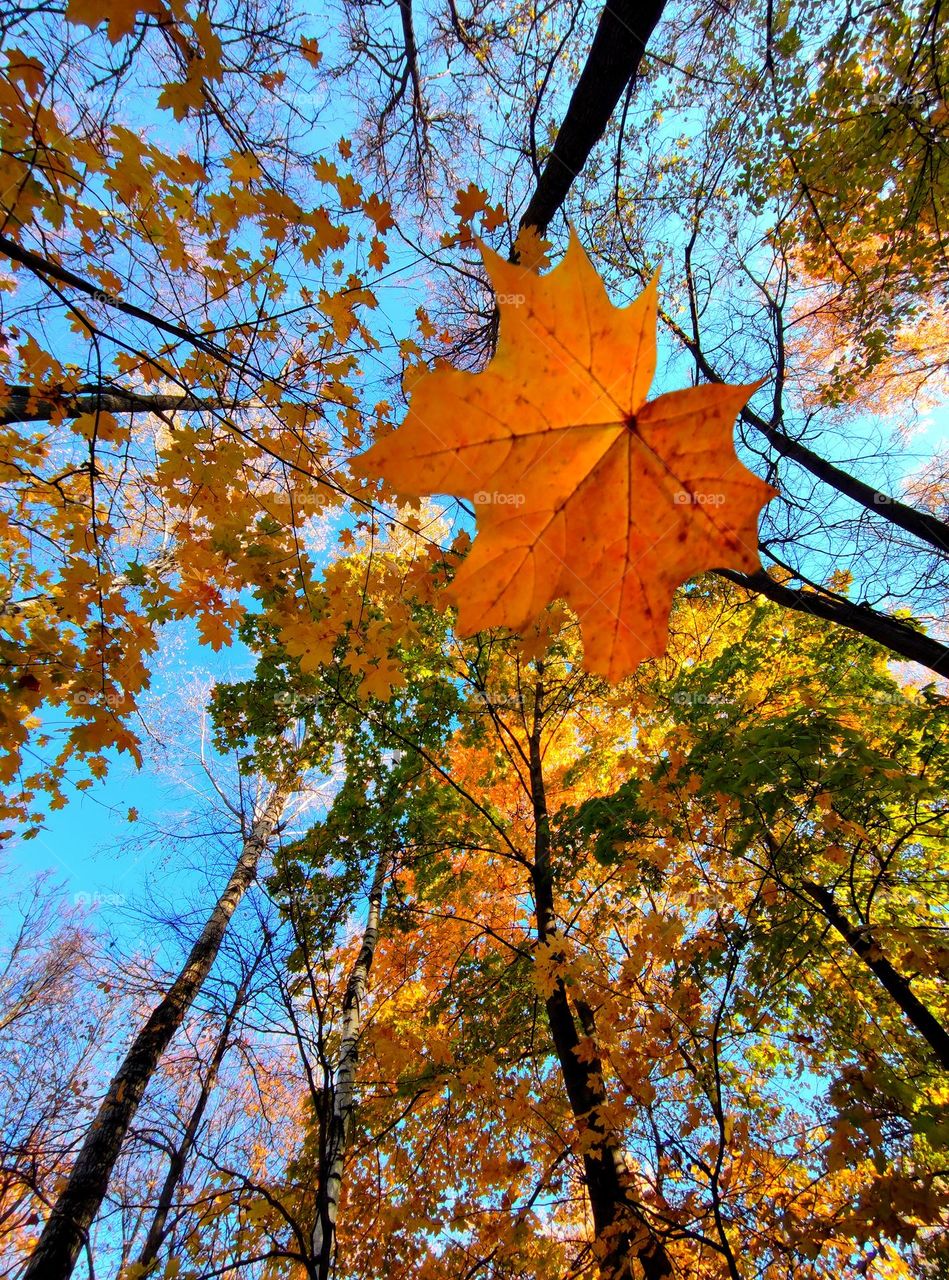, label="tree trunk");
[134,949,263,1276]
[745,408,949,557]
[312,847,390,1280]
[0,385,253,425]
[519,0,667,238]
[801,880,949,1071]
[527,675,671,1280]
[23,788,287,1280]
